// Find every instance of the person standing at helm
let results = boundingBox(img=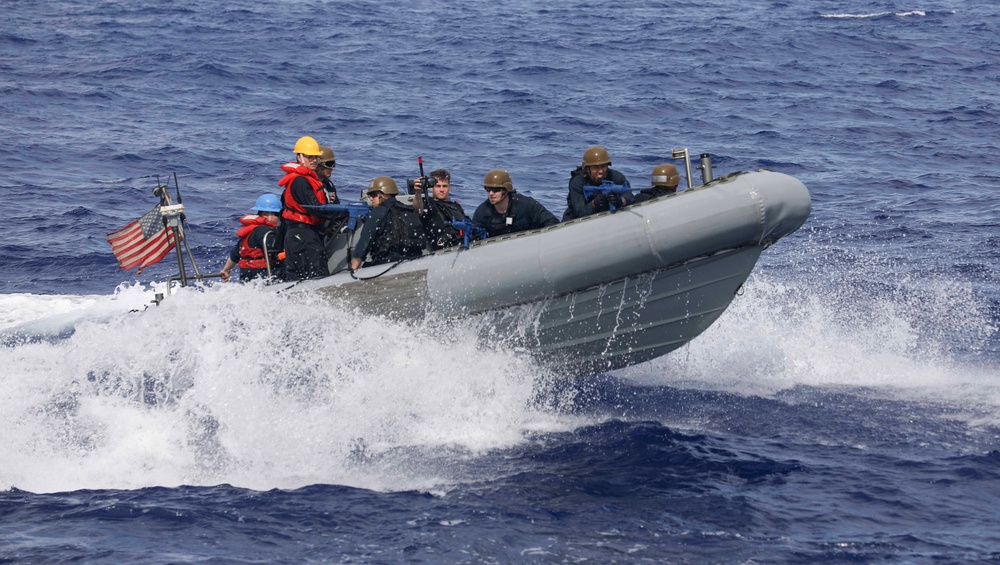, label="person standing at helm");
[472,169,558,238]
[563,146,634,220]
[279,136,330,280]
[634,163,682,203]
[219,193,284,282]
[350,177,427,270]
